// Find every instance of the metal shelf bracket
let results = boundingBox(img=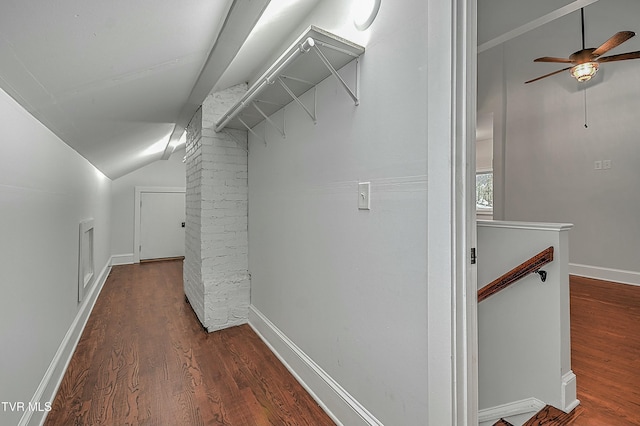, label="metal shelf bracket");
[311,43,360,106]
[214,26,364,138]
[252,101,286,139]
[238,117,266,145]
[278,76,317,124]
